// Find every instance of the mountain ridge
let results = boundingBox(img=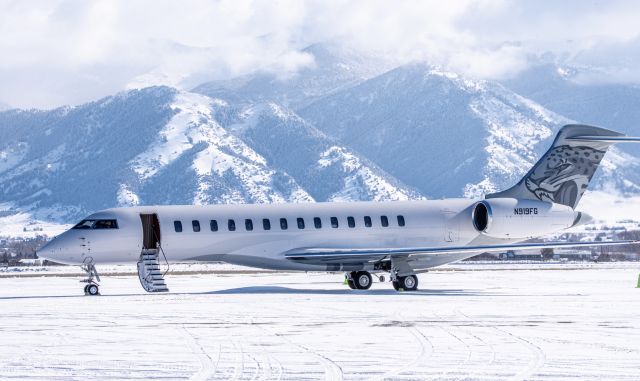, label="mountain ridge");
[1,48,640,236]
